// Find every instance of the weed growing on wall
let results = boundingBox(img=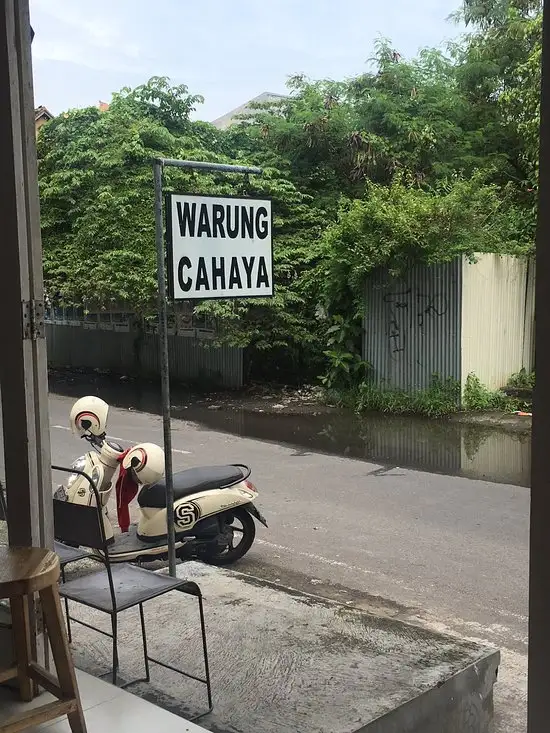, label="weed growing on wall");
[463,374,518,412]
[352,376,461,418]
[507,369,535,389]
[326,372,530,418]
